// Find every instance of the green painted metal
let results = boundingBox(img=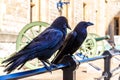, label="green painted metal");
[95,35,110,41]
[80,33,97,58]
[80,33,110,58]
[16,21,49,52]
[90,33,104,57]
